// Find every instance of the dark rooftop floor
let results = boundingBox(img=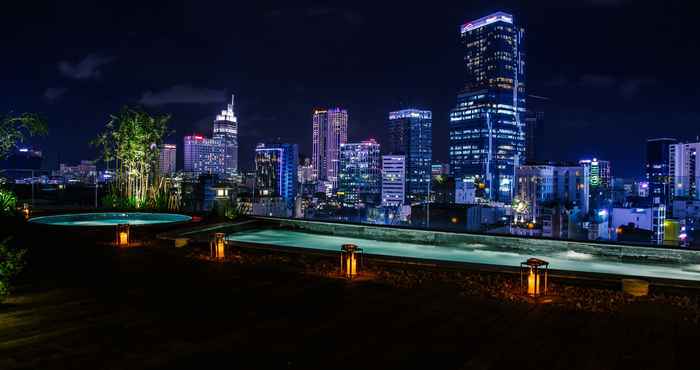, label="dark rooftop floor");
[1,230,699,370]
